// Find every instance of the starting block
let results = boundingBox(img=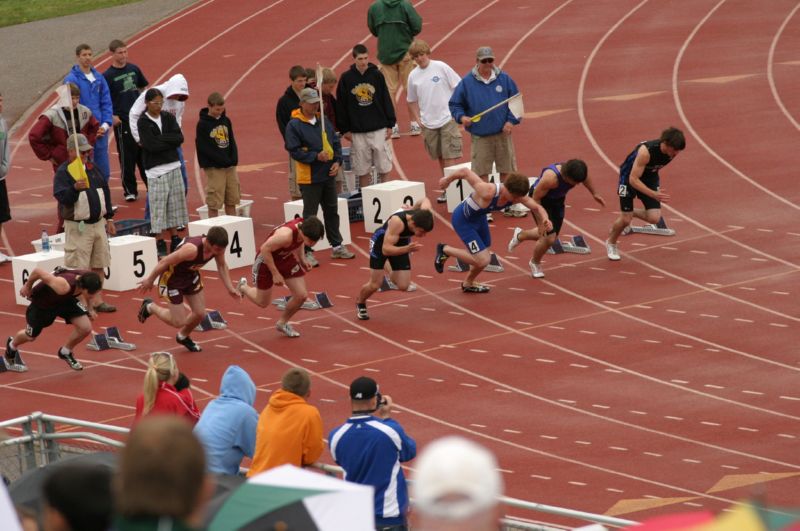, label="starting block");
[86,326,137,351]
[548,235,591,255]
[195,310,228,332]
[625,217,675,236]
[448,253,504,273]
[378,276,417,292]
[271,292,333,311]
